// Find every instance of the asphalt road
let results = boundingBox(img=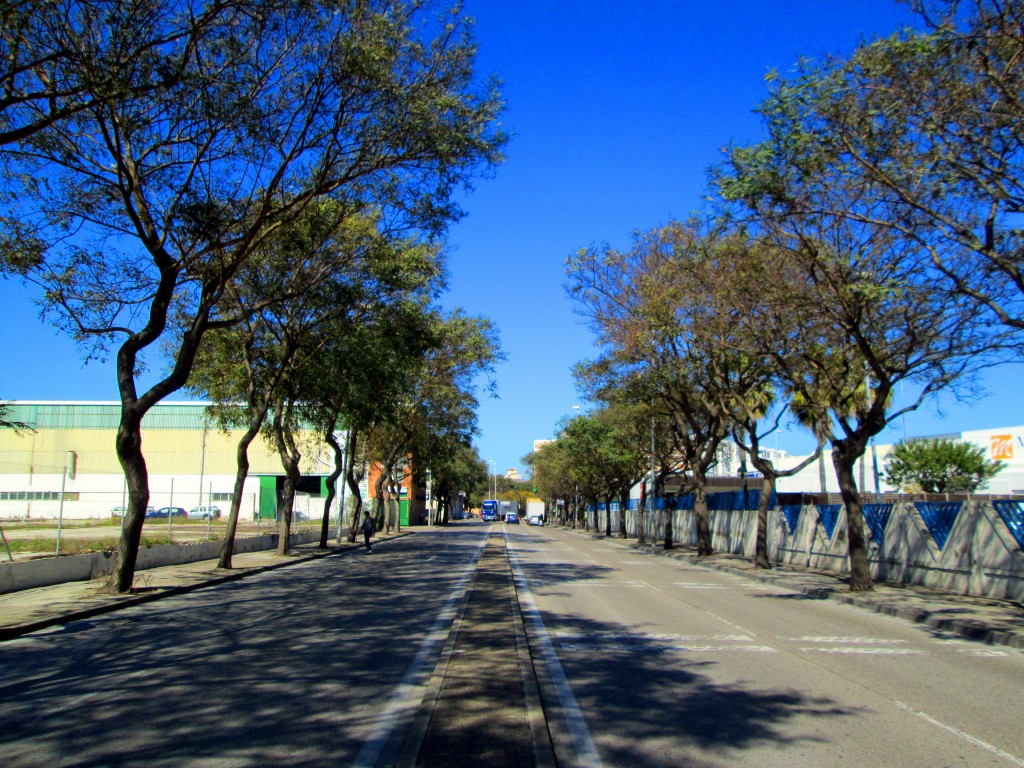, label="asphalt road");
[3,521,1022,768]
[510,525,1024,768]
[0,525,491,767]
